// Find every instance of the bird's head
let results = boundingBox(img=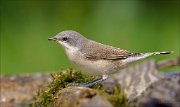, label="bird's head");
[48,30,87,49]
